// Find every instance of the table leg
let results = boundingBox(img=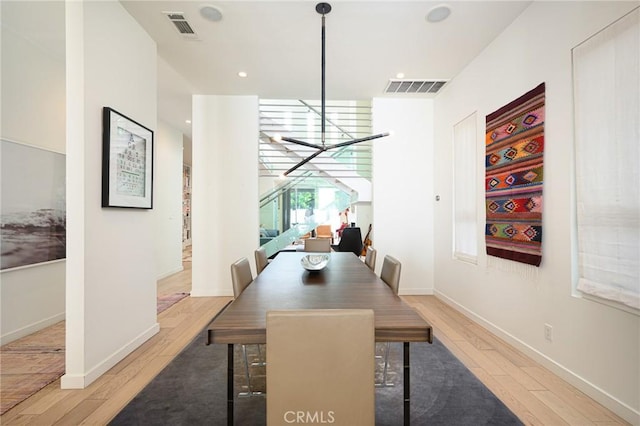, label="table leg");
[404,342,410,426]
[227,343,234,426]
